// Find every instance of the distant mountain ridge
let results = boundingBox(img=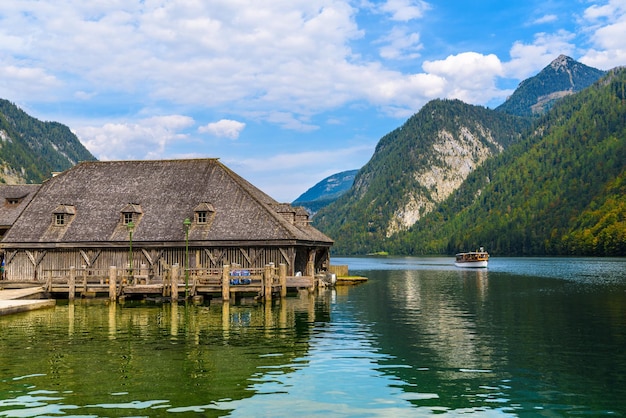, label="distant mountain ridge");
[300,55,604,218]
[391,67,626,256]
[292,169,358,214]
[496,55,606,116]
[0,99,96,184]
[313,99,531,252]
[310,56,624,256]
